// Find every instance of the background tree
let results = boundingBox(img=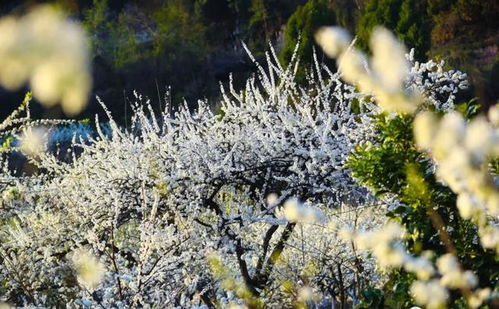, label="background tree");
[279,0,336,81]
[395,0,430,59]
[356,0,430,59]
[428,0,499,107]
[356,0,403,51]
[0,0,496,125]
